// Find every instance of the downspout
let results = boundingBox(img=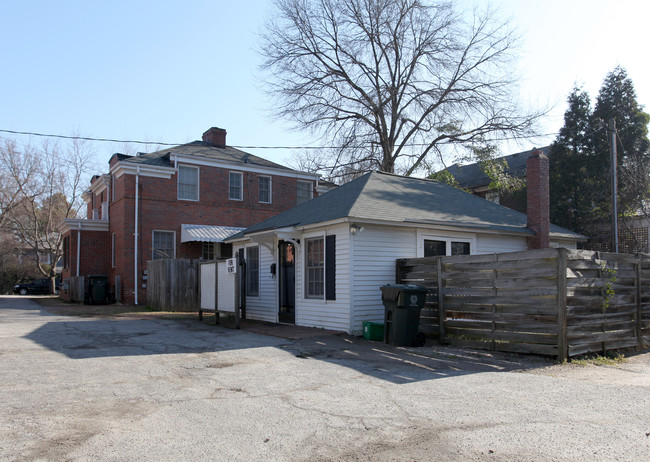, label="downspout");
[76,222,81,277]
[134,167,140,305]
